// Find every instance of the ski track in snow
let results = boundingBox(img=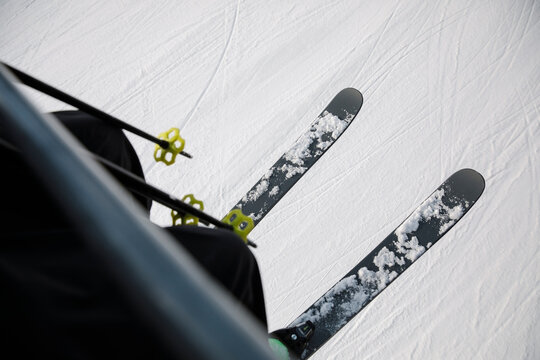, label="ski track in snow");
[2,0,539,359]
